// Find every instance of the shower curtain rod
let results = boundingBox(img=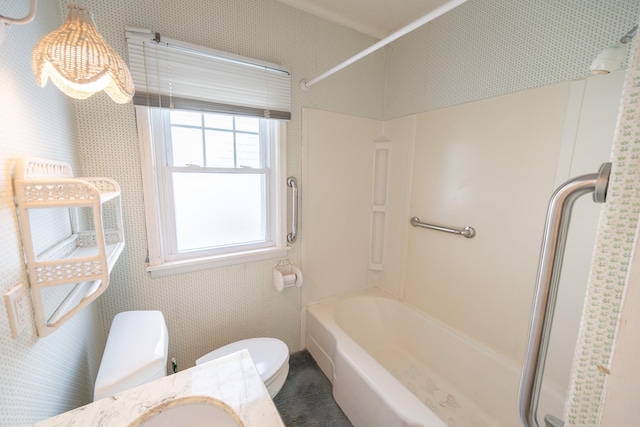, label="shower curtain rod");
[300,0,468,91]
